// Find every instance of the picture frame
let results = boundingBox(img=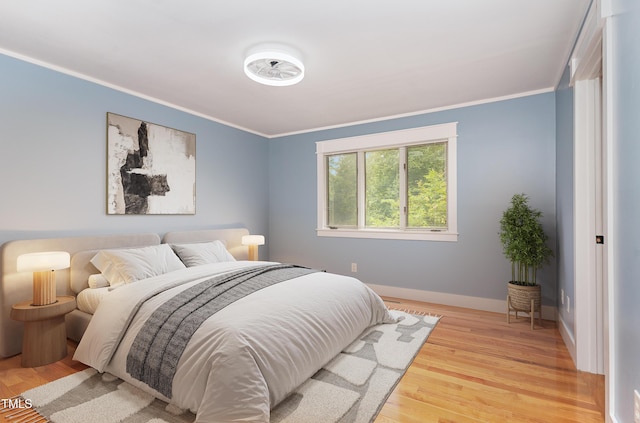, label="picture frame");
[106,112,196,215]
